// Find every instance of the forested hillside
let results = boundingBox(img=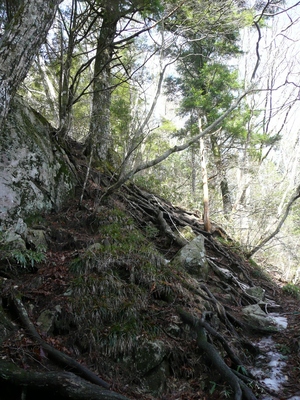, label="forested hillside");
[1,1,300,399]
